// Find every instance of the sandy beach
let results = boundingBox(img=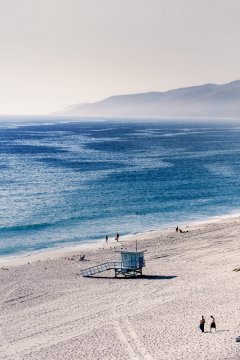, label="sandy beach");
[1,216,240,360]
